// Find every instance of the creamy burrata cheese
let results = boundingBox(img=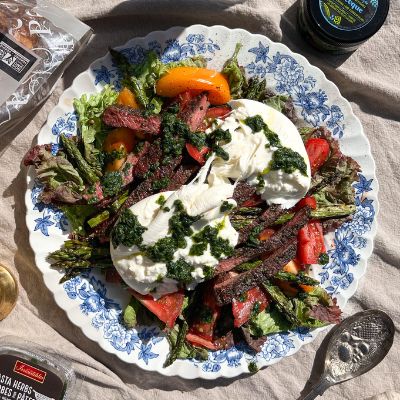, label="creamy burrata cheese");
[110,182,238,297]
[208,99,311,208]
